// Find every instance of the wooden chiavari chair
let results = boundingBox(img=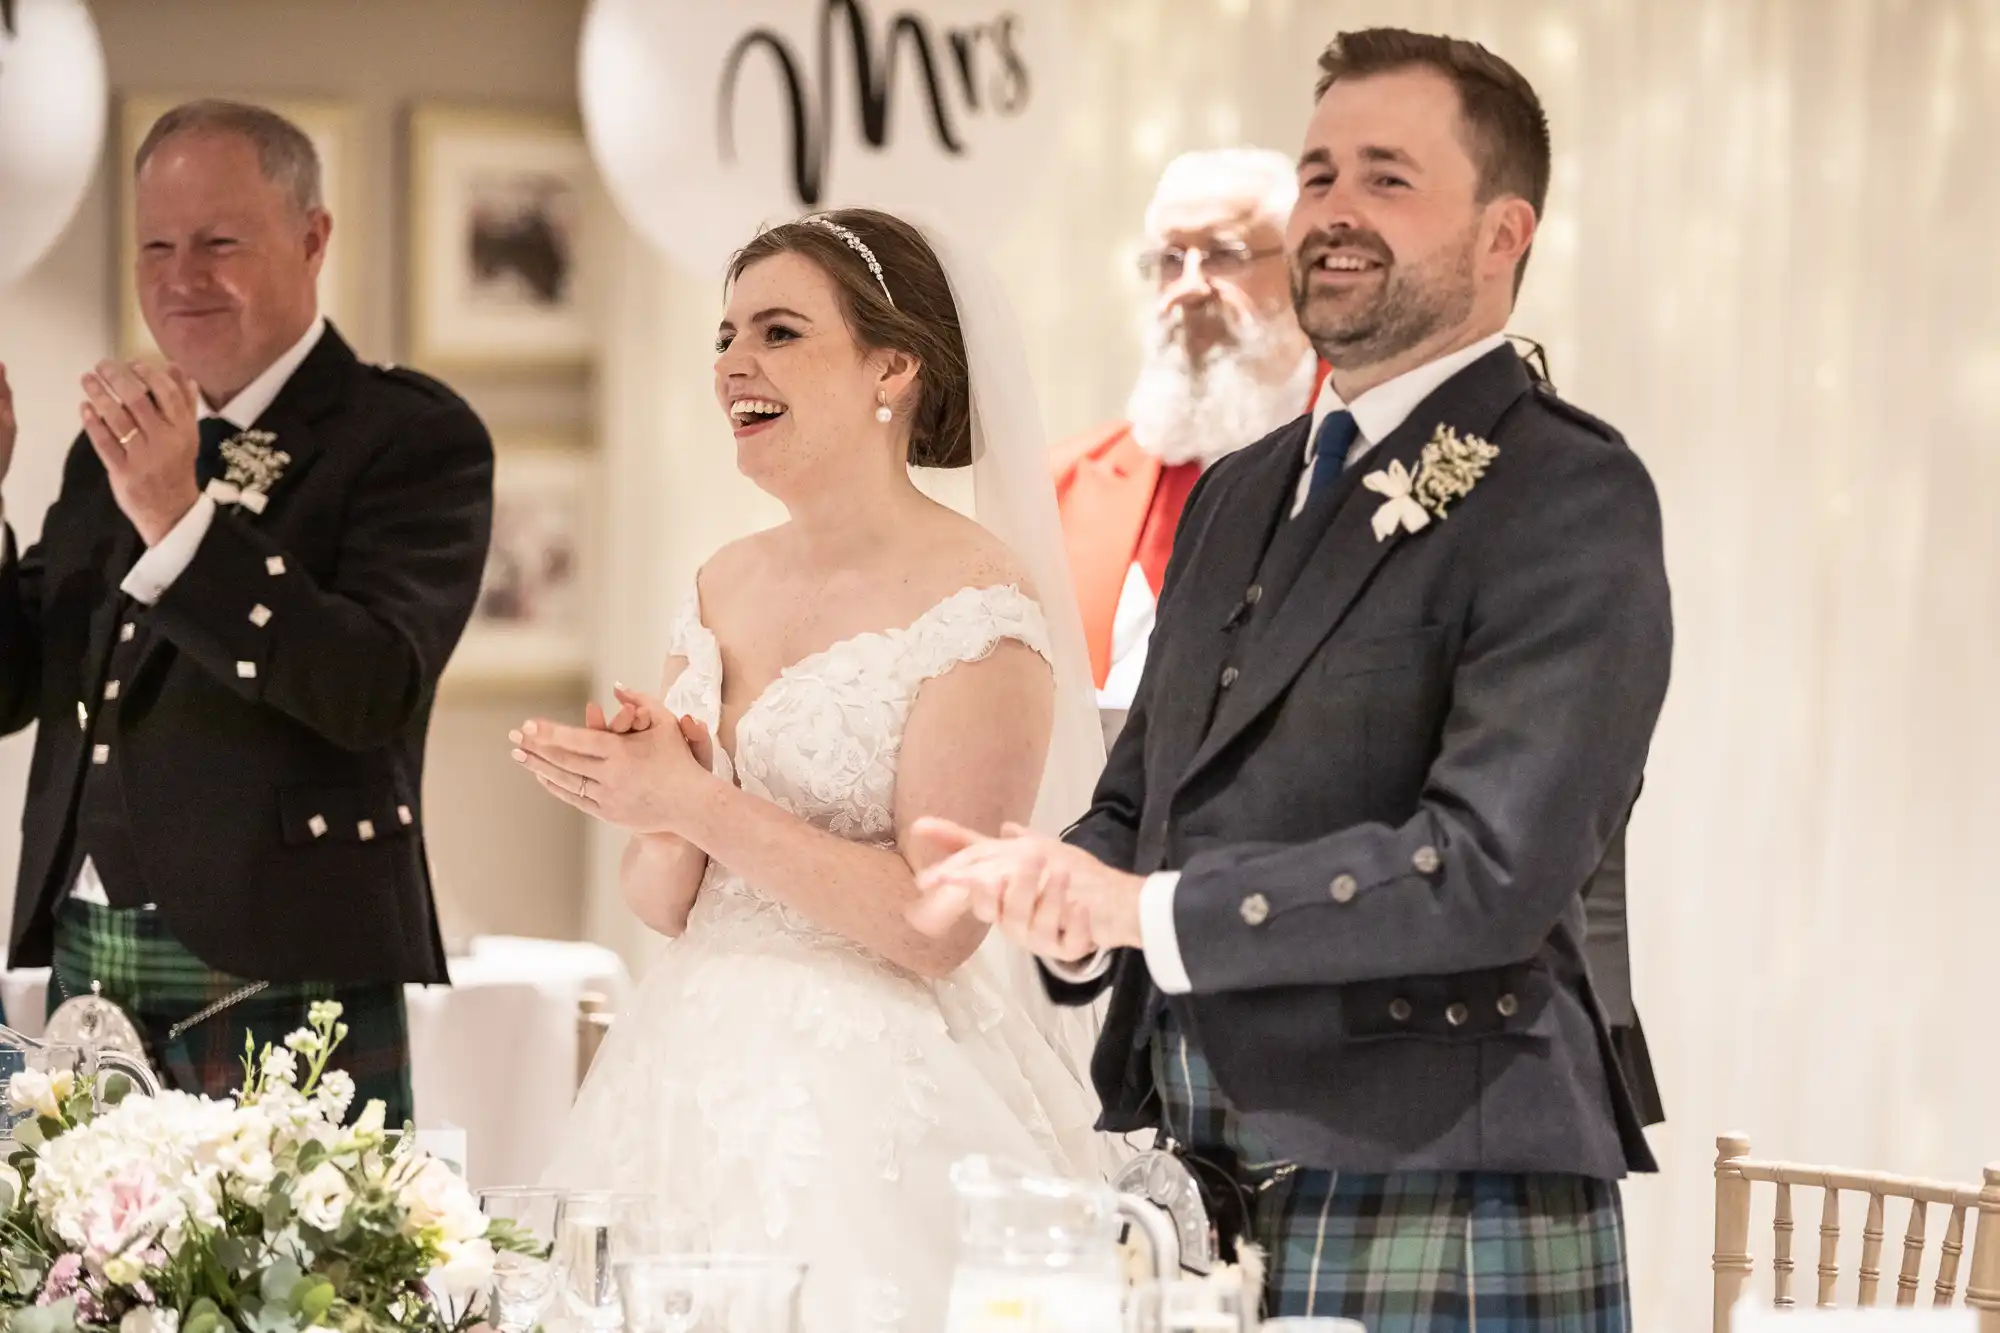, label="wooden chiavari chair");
[1714,1133,2000,1329]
